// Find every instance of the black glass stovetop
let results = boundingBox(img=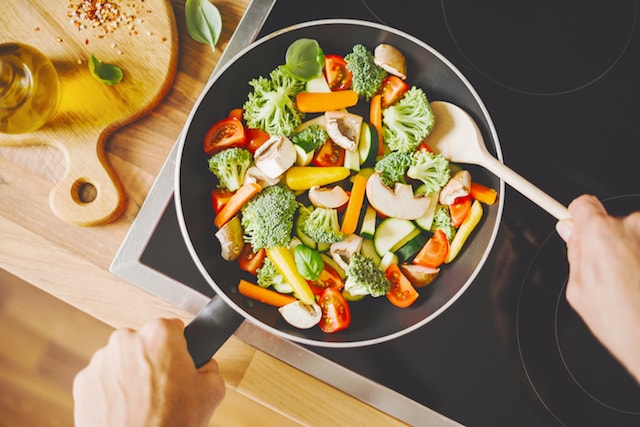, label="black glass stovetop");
[138,1,640,425]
